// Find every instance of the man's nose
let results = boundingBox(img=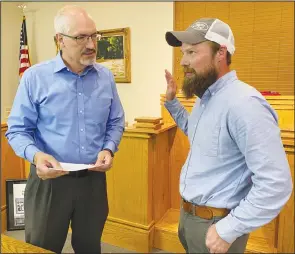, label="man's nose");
[180,56,189,66]
[85,38,96,49]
